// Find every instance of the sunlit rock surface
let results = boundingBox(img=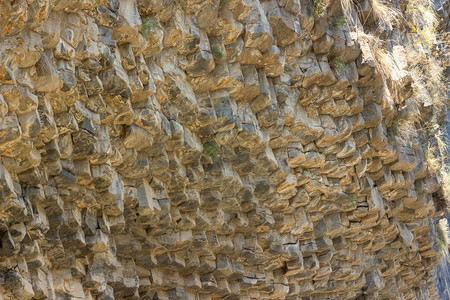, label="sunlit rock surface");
[0,0,448,299]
